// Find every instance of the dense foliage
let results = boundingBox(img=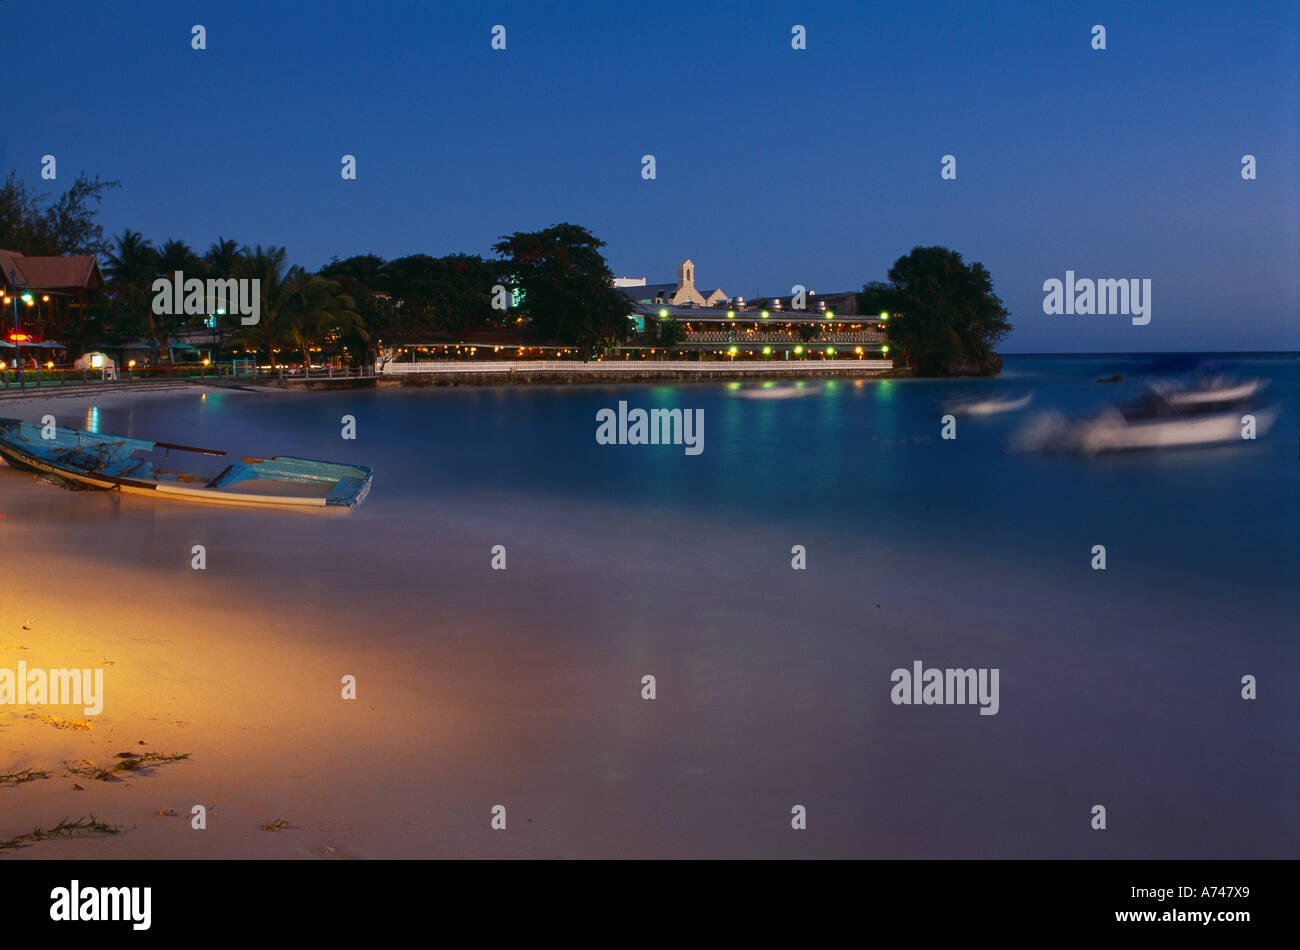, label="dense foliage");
[860,246,1011,376]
